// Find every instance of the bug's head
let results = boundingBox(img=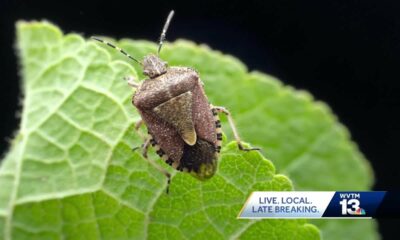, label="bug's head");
[91,11,175,79]
[142,54,168,78]
[142,10,174,78]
